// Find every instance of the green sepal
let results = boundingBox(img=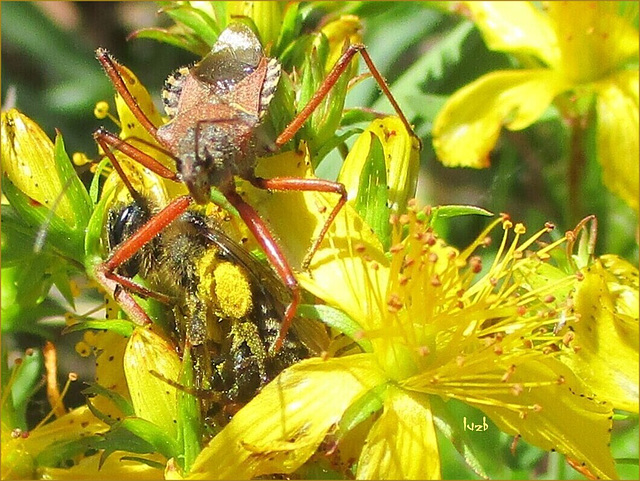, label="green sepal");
[119,456,166,471]
[35,436,102,468]
[428,204,493,222]
[298,33,351,157]
[53,132,92,230]
[88,156,111,205]
[64,320,135,338]
[84,180,114,272]
[51,268,76,310]
[84,383,136,419]
[314,128,362,164]
[340,108,380,127]
[210,186,239,218]
[1,348,43,430]
[297,304,372,352]
[116,417,181,461]
[177,348,201,473]
[336,382,388,437]
[353,133,391,250]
